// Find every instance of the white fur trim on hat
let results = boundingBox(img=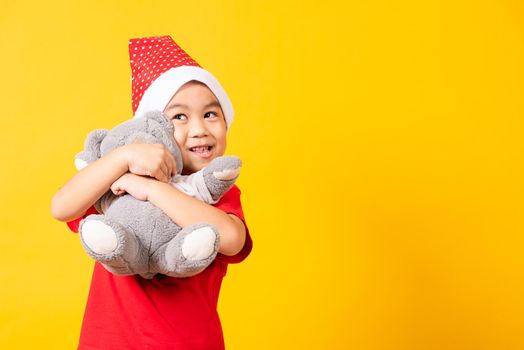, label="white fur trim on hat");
[134,66,234,129]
